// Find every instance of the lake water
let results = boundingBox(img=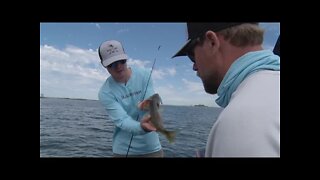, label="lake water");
[40,97,222,157]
